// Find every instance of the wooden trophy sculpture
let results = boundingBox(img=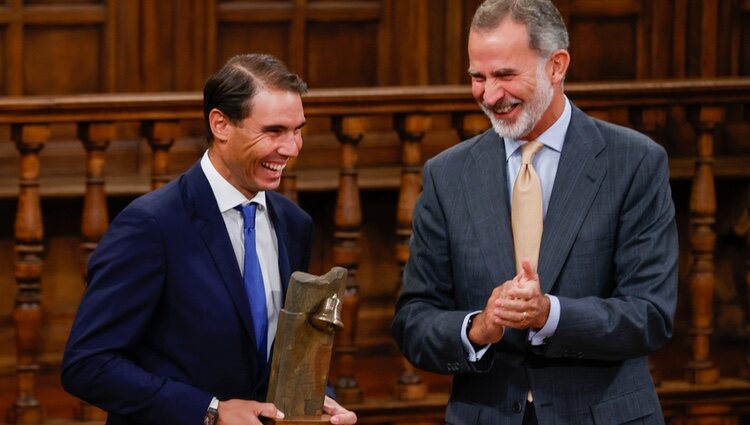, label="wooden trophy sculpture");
[266,266,347,424]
